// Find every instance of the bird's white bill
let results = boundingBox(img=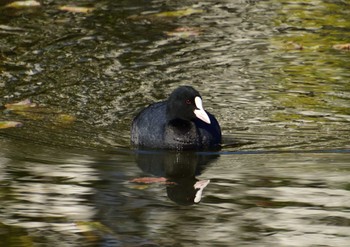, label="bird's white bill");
[194,96,211,124]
